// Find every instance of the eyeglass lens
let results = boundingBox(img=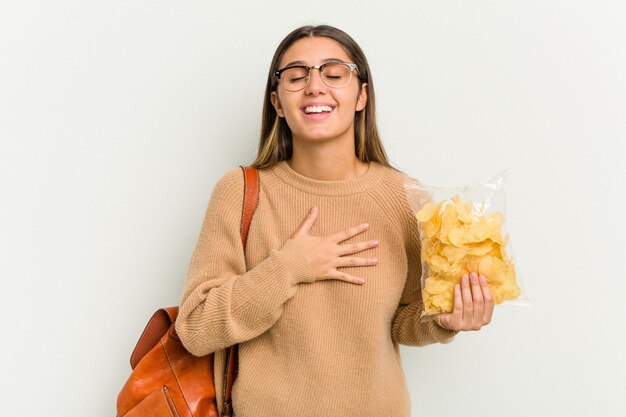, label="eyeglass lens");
[280,63,353,91]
